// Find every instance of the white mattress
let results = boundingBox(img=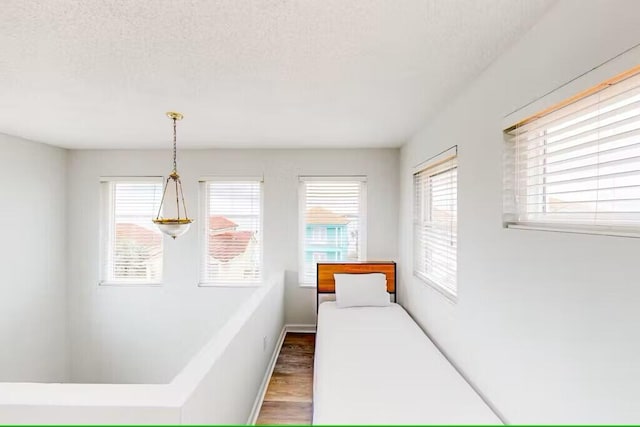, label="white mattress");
[313,302,502,424]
